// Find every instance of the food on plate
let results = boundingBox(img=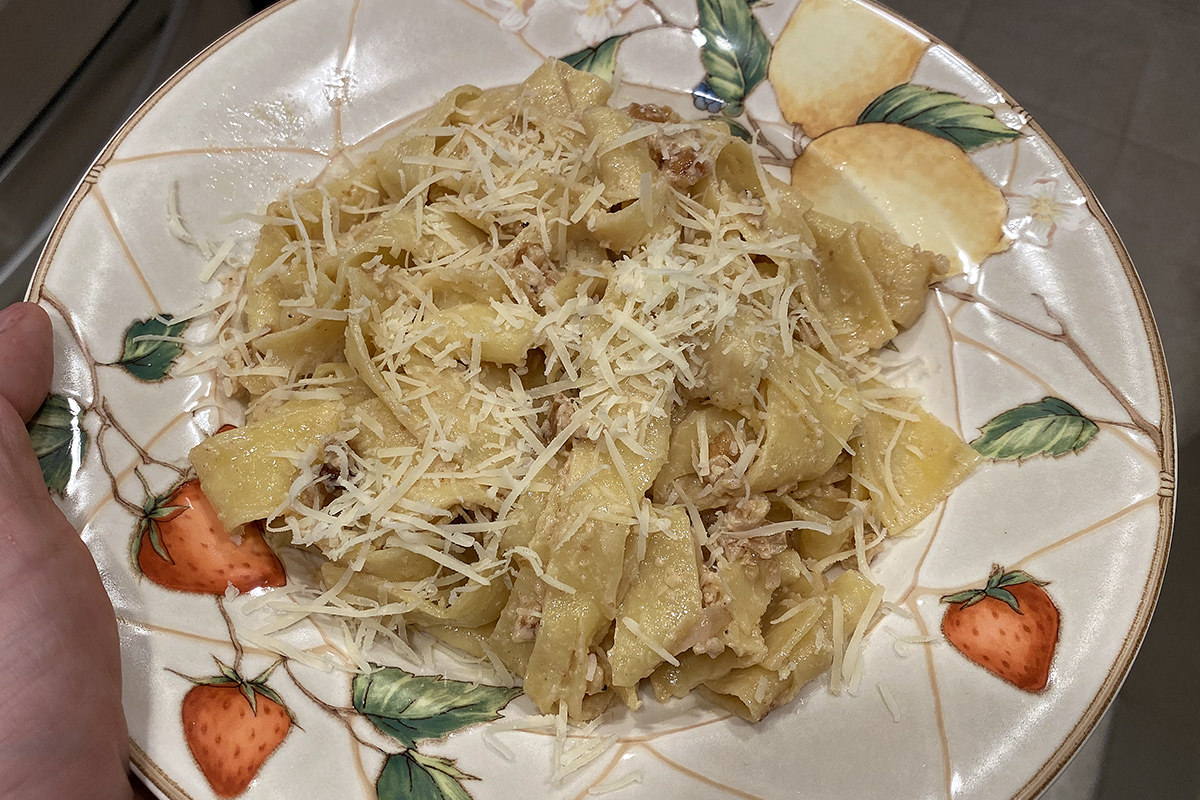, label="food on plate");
[188,60,979,723]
